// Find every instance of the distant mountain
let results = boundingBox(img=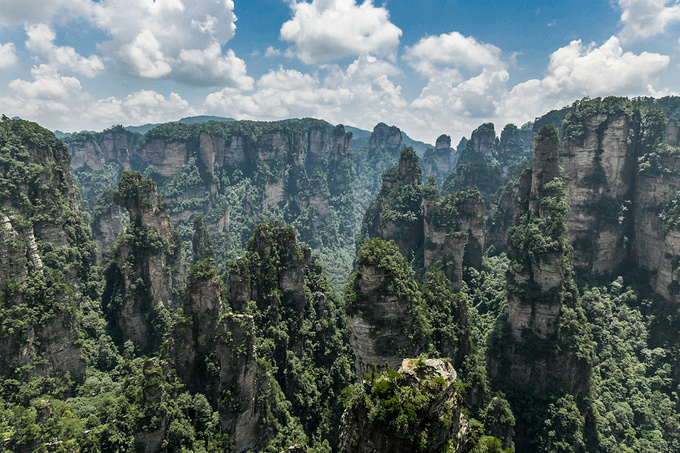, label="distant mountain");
[401,132,433,156]
[344,124,433,155]
[124,115,236,134]
[344,125,373,150]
